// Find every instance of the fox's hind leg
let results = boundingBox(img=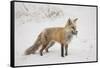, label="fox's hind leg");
[45,41,55,53]
[40,42,49,56]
